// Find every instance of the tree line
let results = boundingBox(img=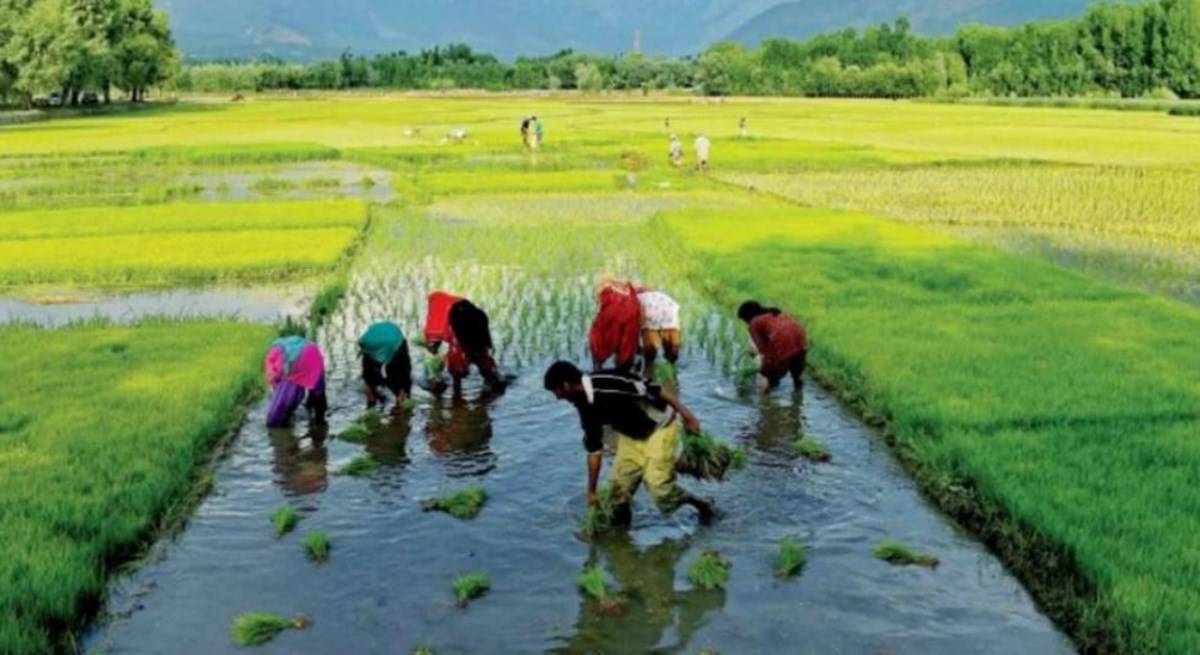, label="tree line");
[0,0,177,107]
